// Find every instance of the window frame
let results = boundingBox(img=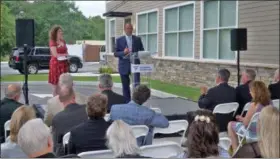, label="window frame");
[200,0,239,62]
[108,18,116,53]
[162,1,196,59]
[136,8,159,53]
